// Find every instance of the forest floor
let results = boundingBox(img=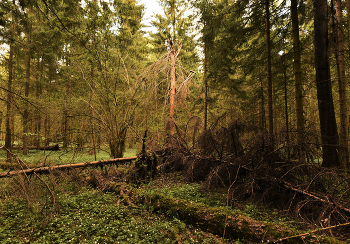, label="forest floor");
[0,147,348,243]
